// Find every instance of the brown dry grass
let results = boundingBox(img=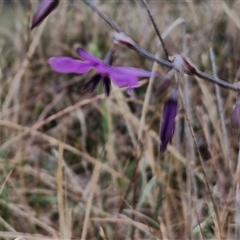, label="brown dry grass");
[1,1,240,239]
